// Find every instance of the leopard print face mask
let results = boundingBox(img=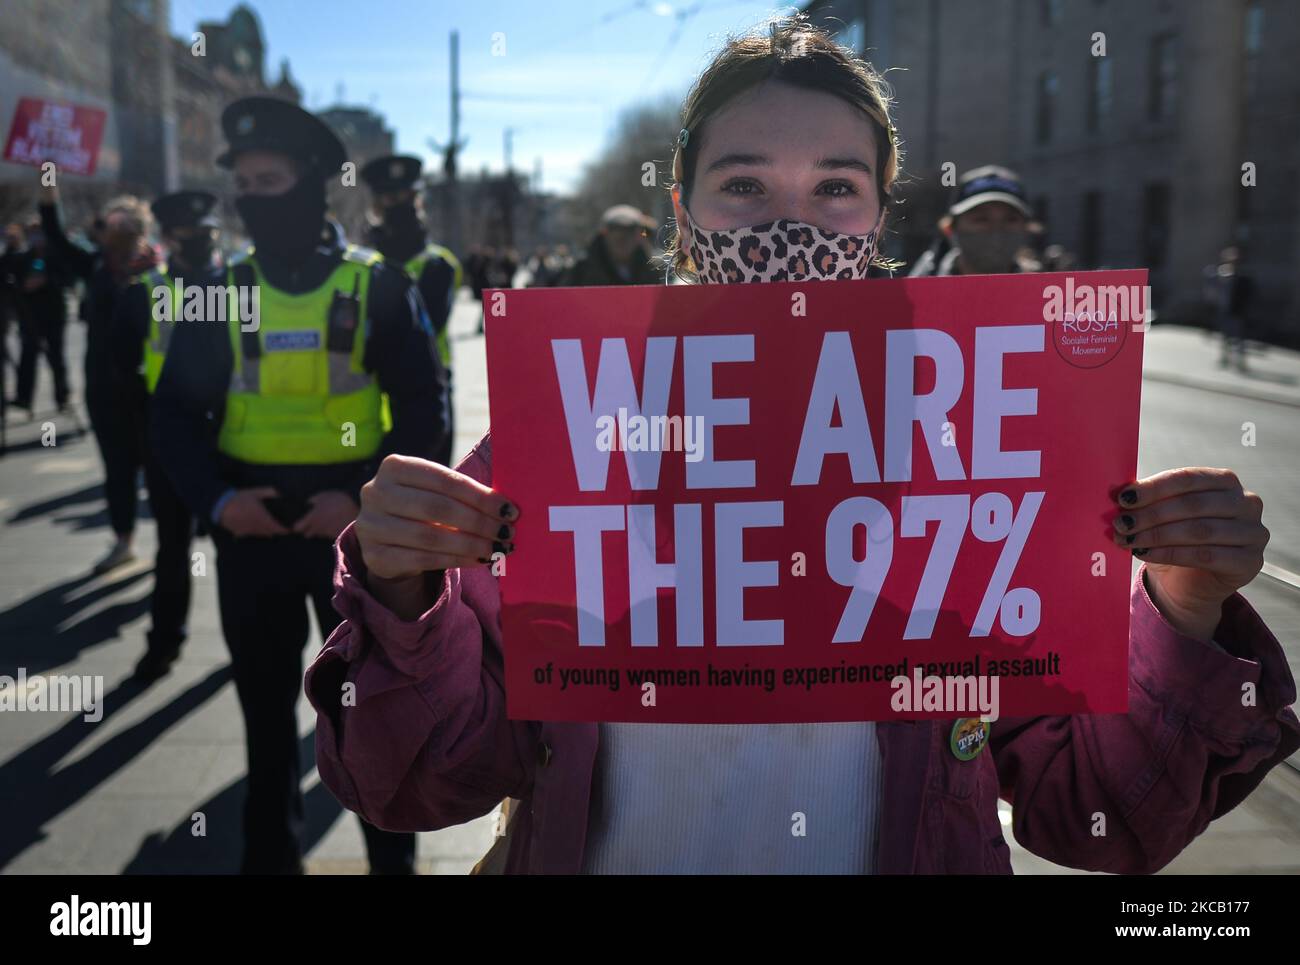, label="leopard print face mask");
[684,213,882,284]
